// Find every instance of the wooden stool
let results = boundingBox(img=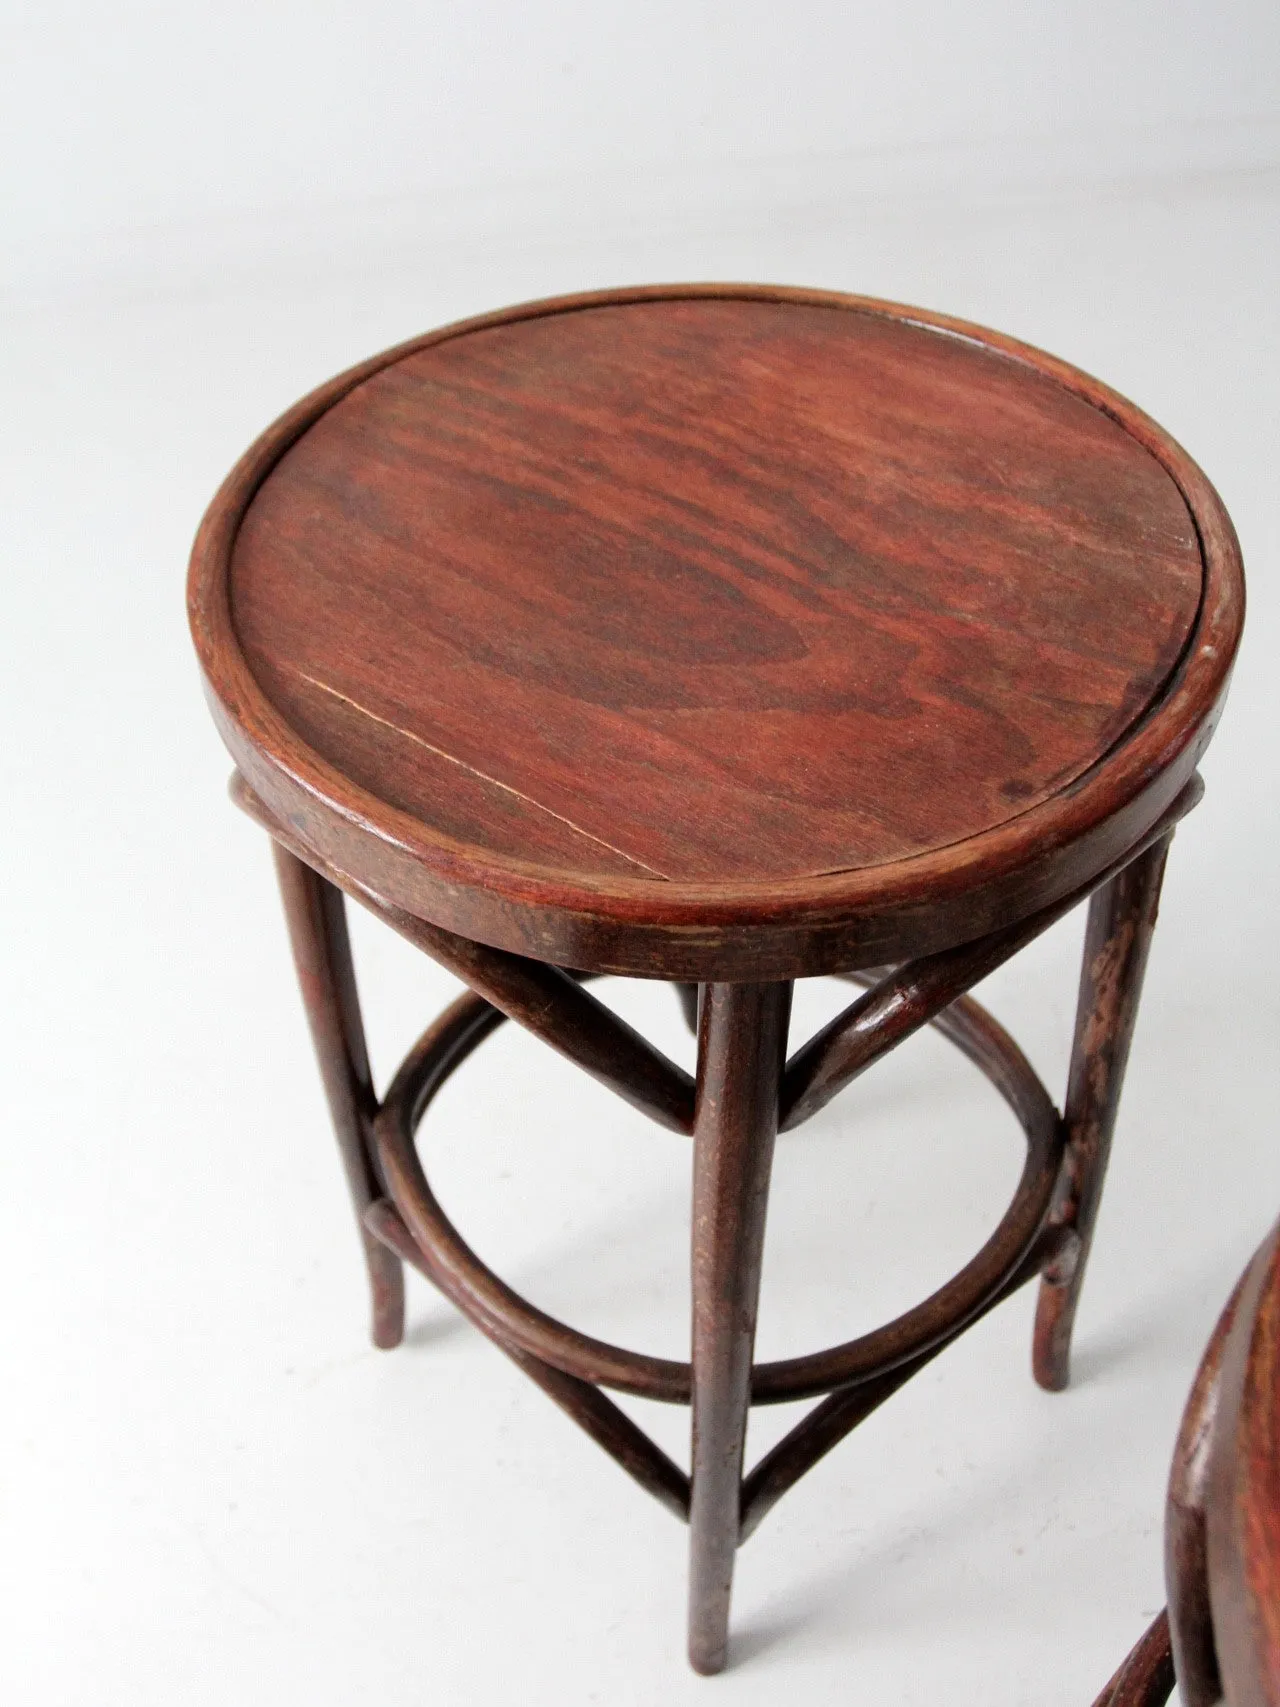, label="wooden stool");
[188,286,1244,1673]
[1092,1216,1280,1707]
